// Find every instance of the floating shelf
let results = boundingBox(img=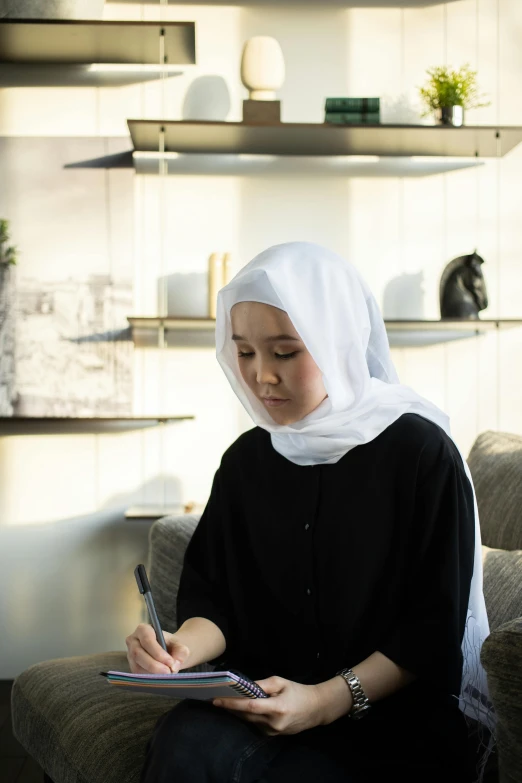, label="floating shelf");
[128,317,522,349]
[386,319,522,331]
[0,64,184,88]
[386,318,522,346]
[129,317,217,348]
[125,504,185,520]
[0,416,195,436]
[0,20,195,87]
[132,152,484,178]
[127,120,522,159]
[108,0,459,7]
[126,503,206,520]
[125,504,201,520]
[130,317,217,330]
[64,146,484,178]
